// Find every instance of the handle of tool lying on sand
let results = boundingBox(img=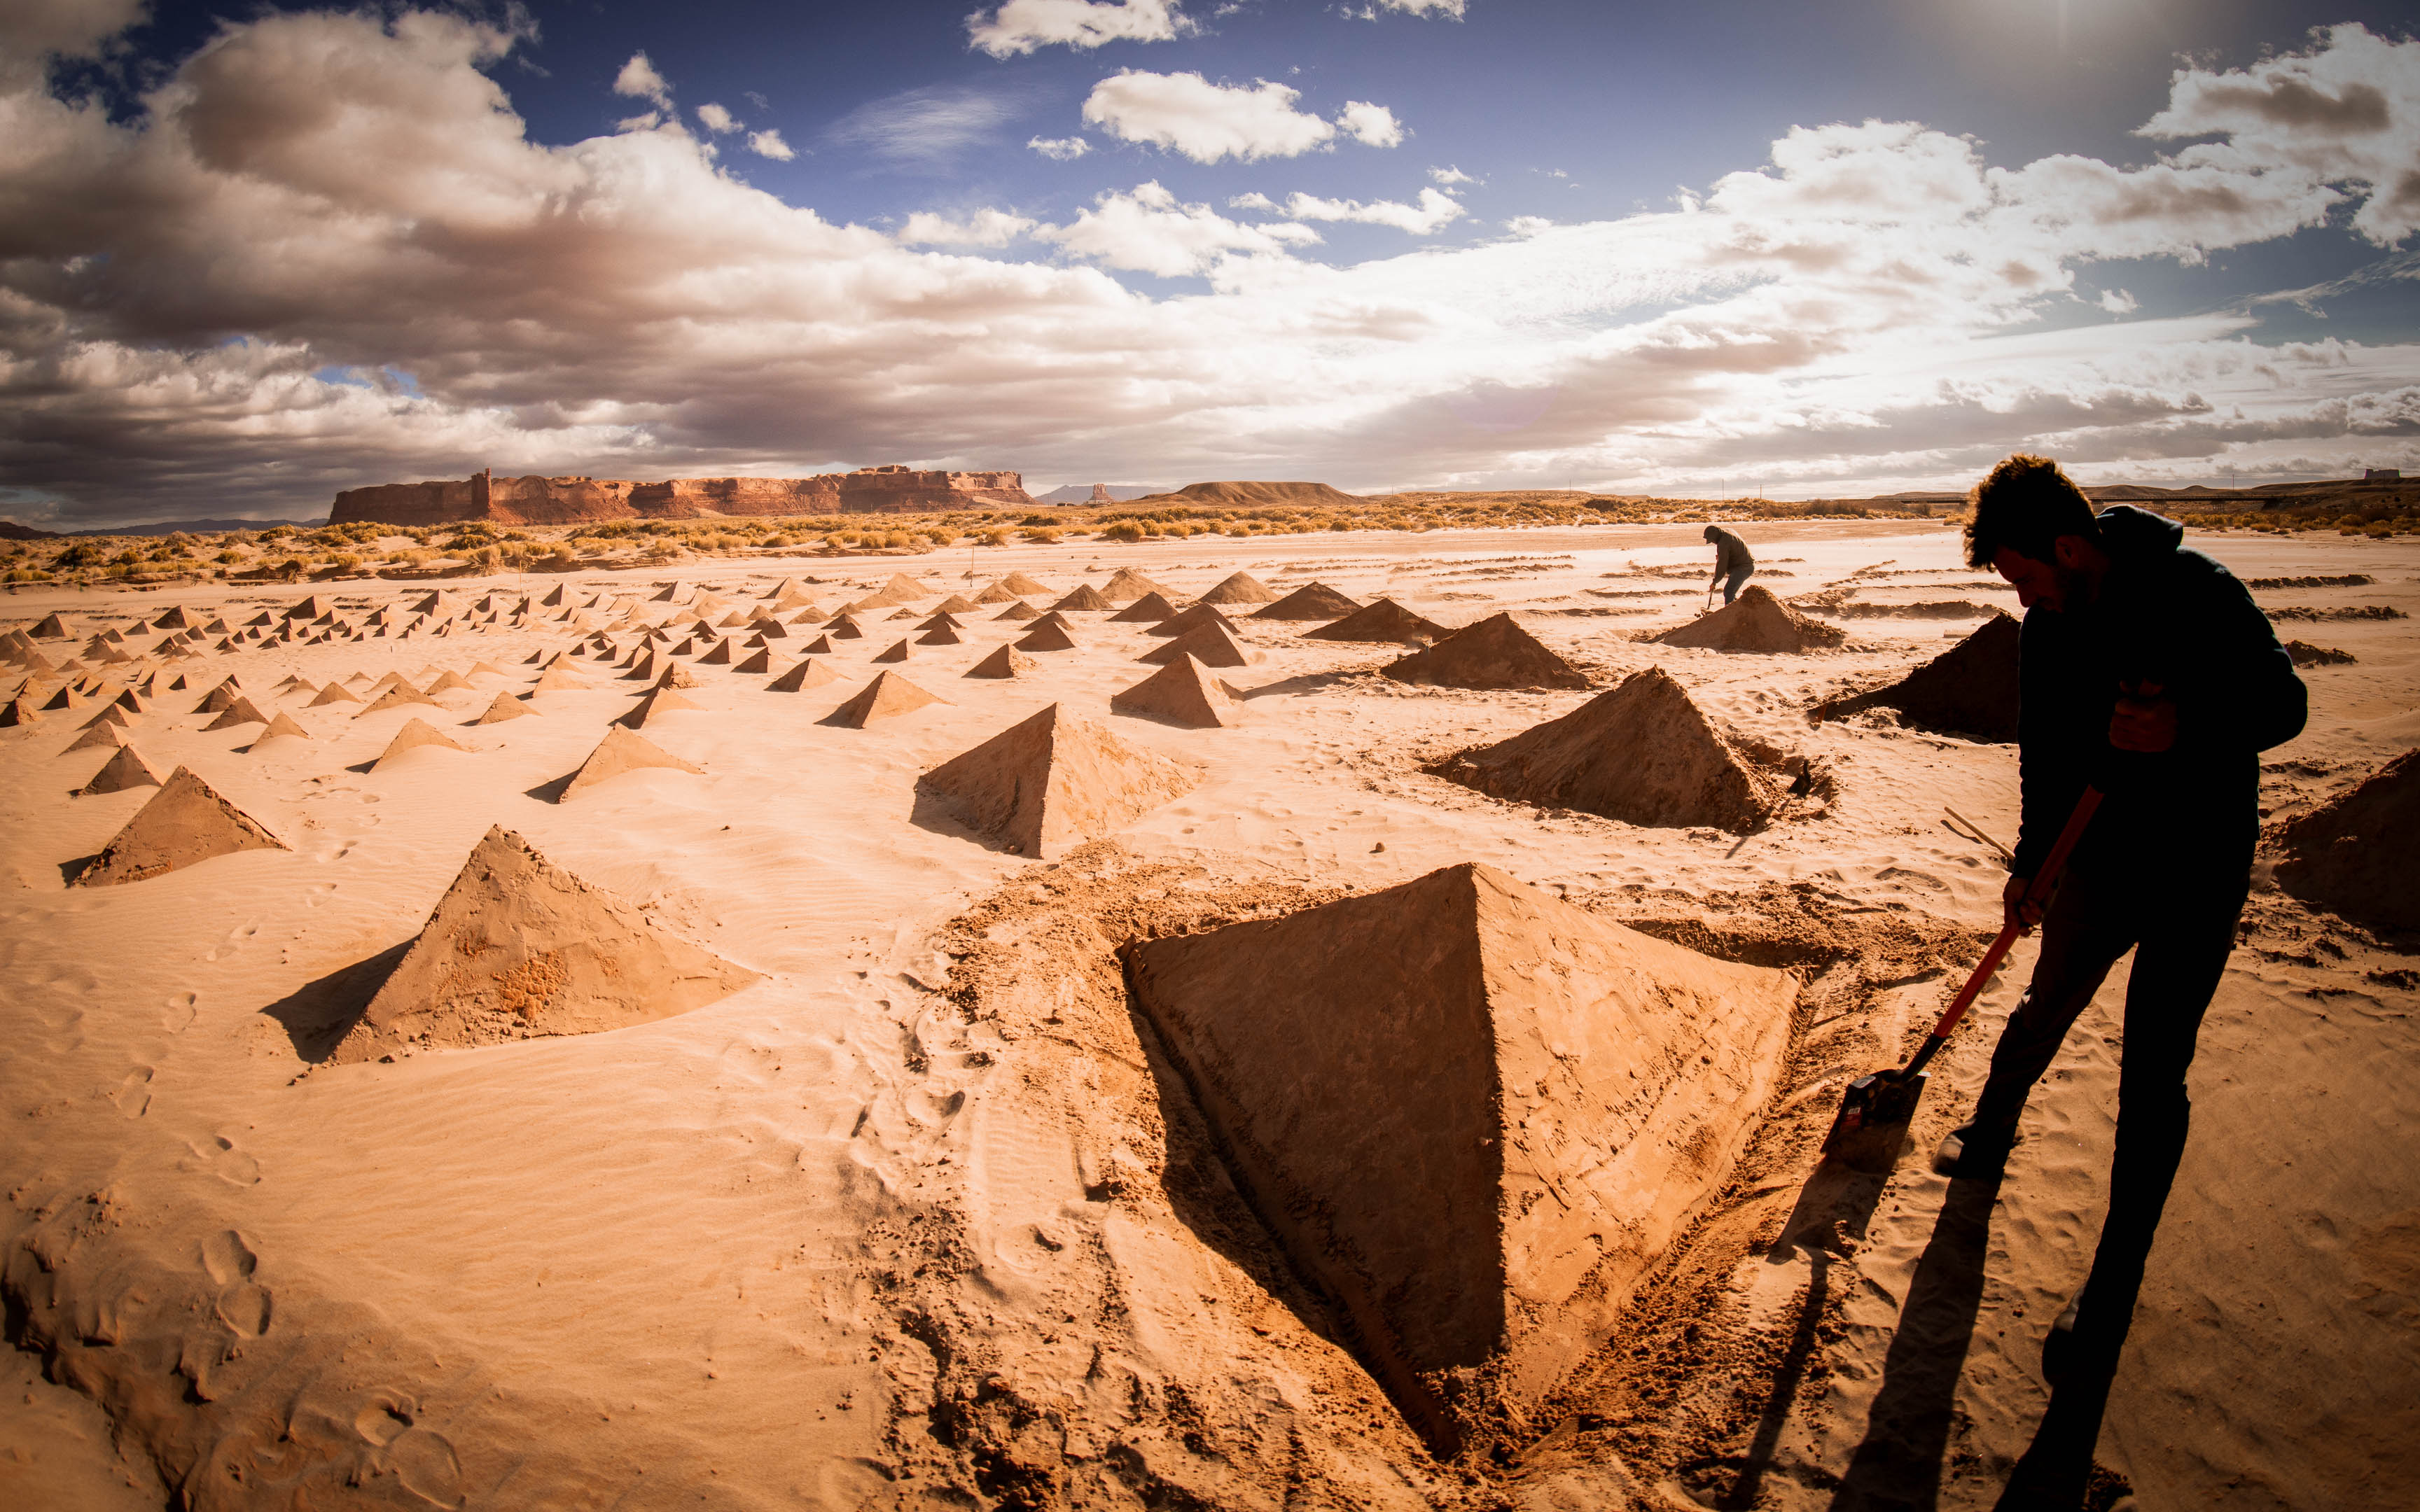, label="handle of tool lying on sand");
[1900,785,2103,1081]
